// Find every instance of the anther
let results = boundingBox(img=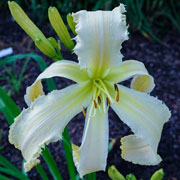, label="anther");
[93,100,97,109]
[114,83,118,91]
[106,97,111,106]
[82,106,86,117]
[116,91,119,102]
[98,96,101,105]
